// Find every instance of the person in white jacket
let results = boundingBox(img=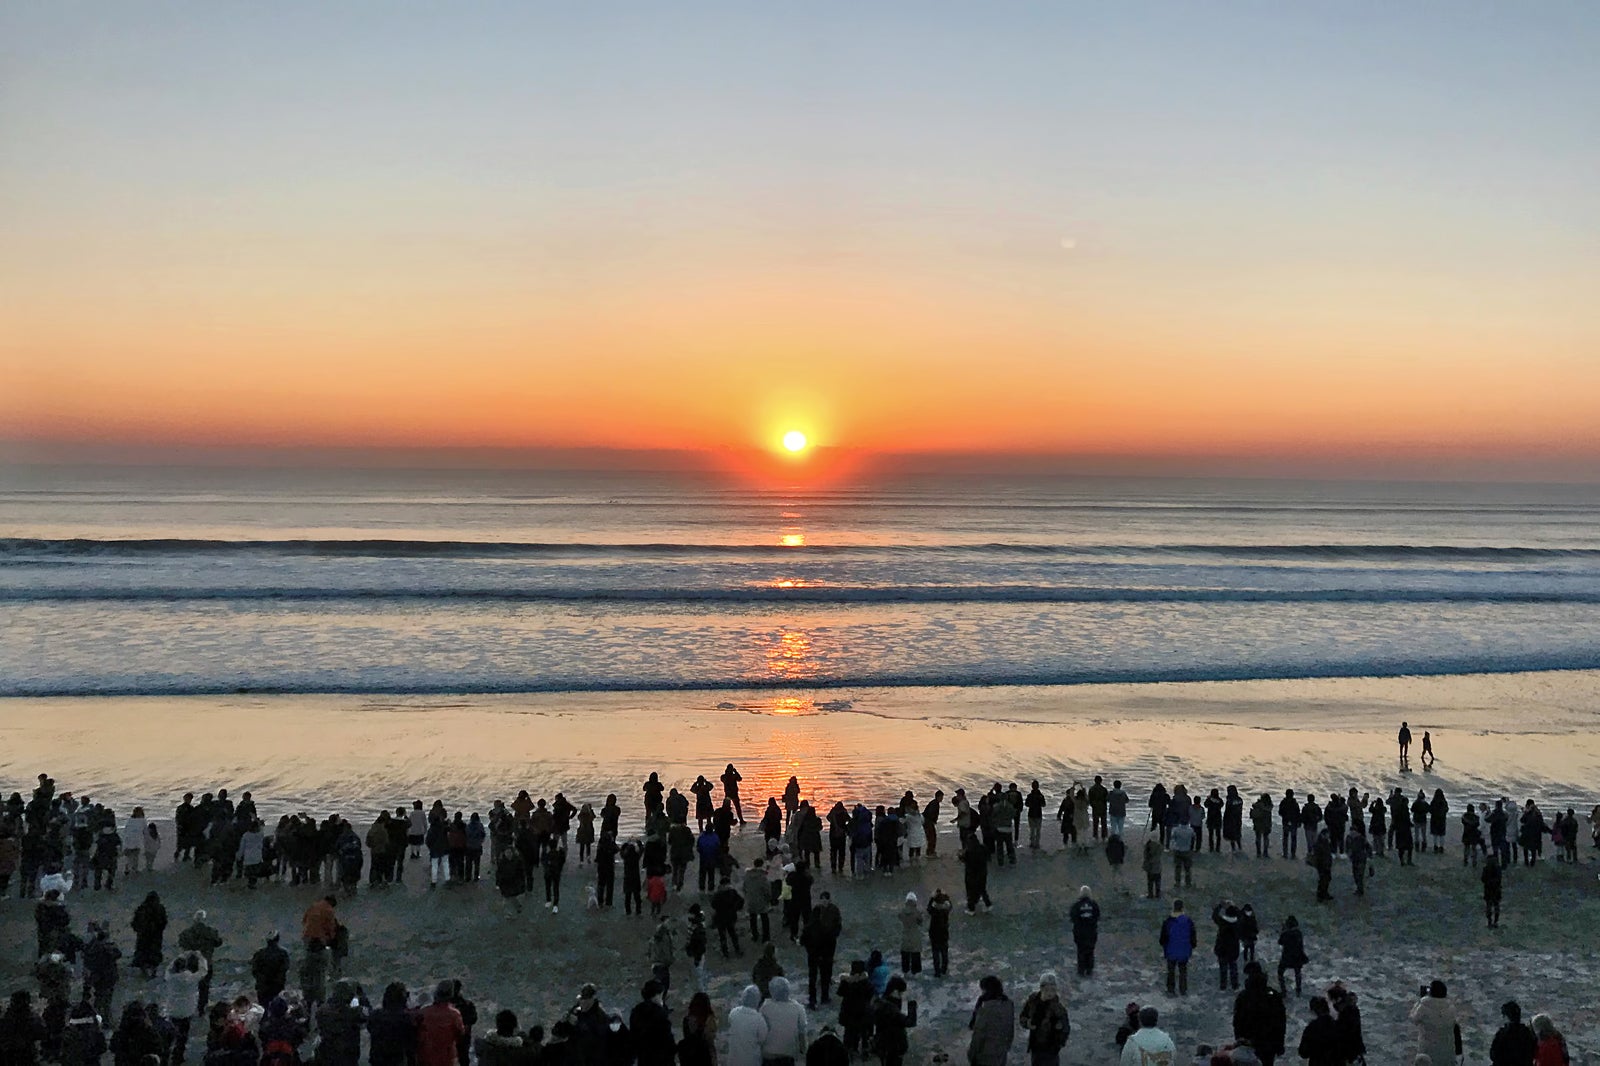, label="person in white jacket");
[1410,982,1459,1066]
[162,951,209,1062]
[123,809,148,876]
[726,984,770,1066]
[1120,1006,1177,1066]
[759,977,808,1065]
